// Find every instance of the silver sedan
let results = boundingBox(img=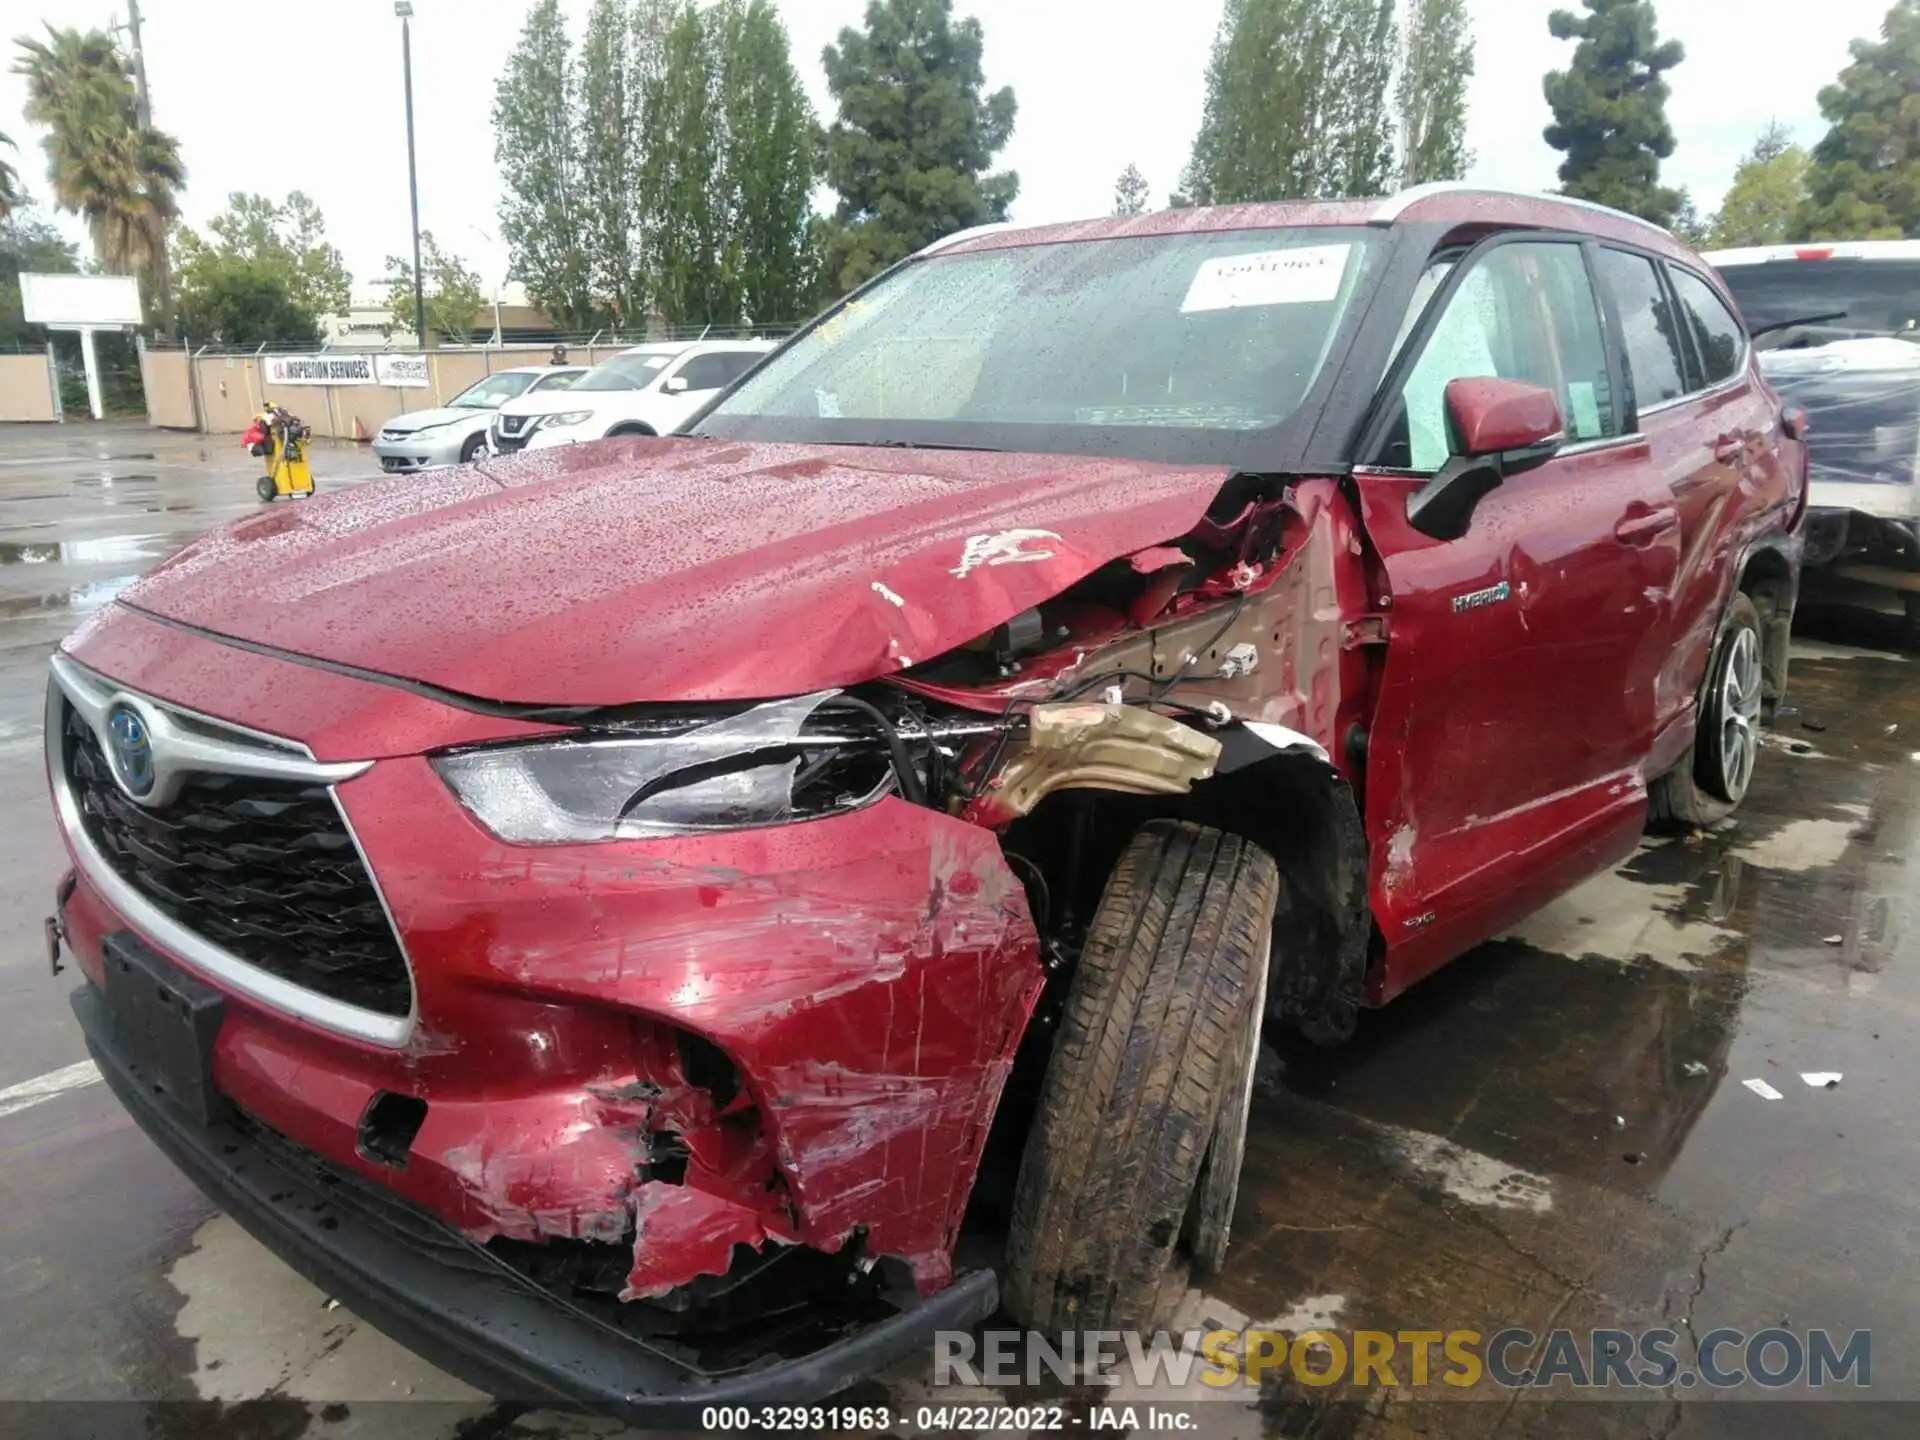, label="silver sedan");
[373,366,585,472]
